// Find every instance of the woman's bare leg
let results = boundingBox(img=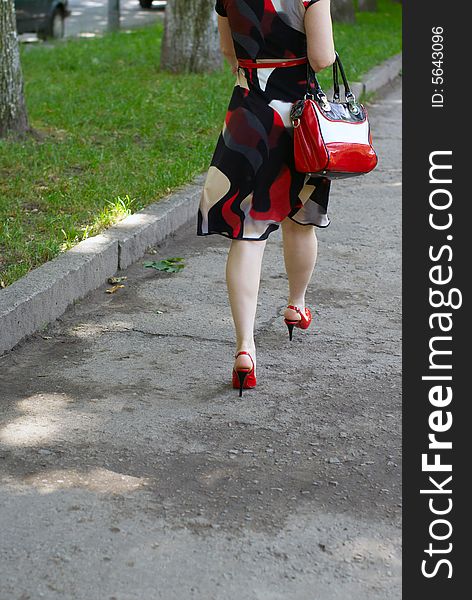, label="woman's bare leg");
[226,239,266,371]
[281,218,318,321]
